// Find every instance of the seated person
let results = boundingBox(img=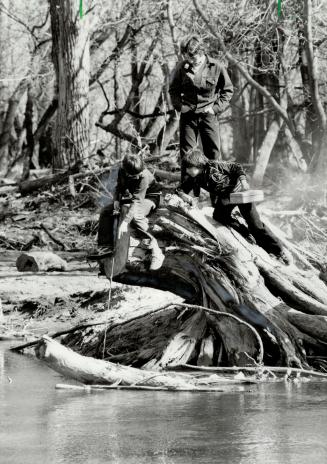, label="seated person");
[89,153,164,271]
[177,148,292,264]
